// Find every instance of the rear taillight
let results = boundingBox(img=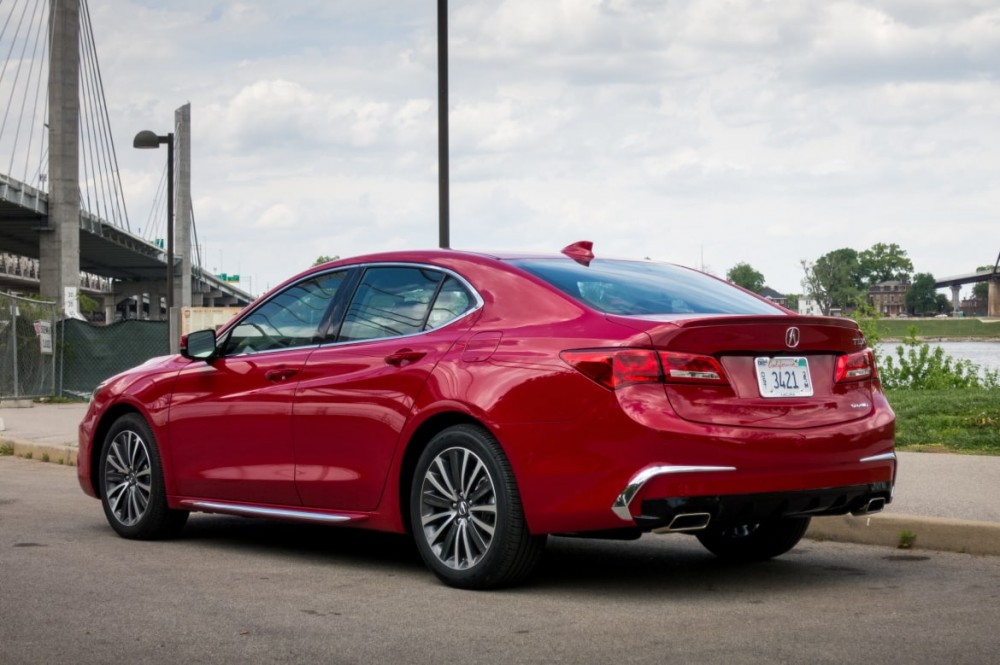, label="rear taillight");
[659,351,729,385]
[560,349,728,390]
[835,350,874,383]
[559,349,661,390]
